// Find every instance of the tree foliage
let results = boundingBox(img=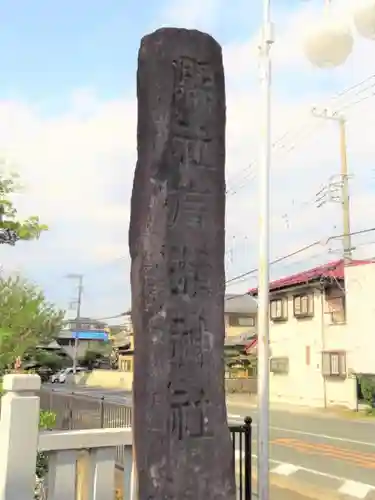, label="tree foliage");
[80,345,111,370]
[0,170,48,240]
[28,349,68,372]
[359,375,375,409]
[0,275,65,371]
